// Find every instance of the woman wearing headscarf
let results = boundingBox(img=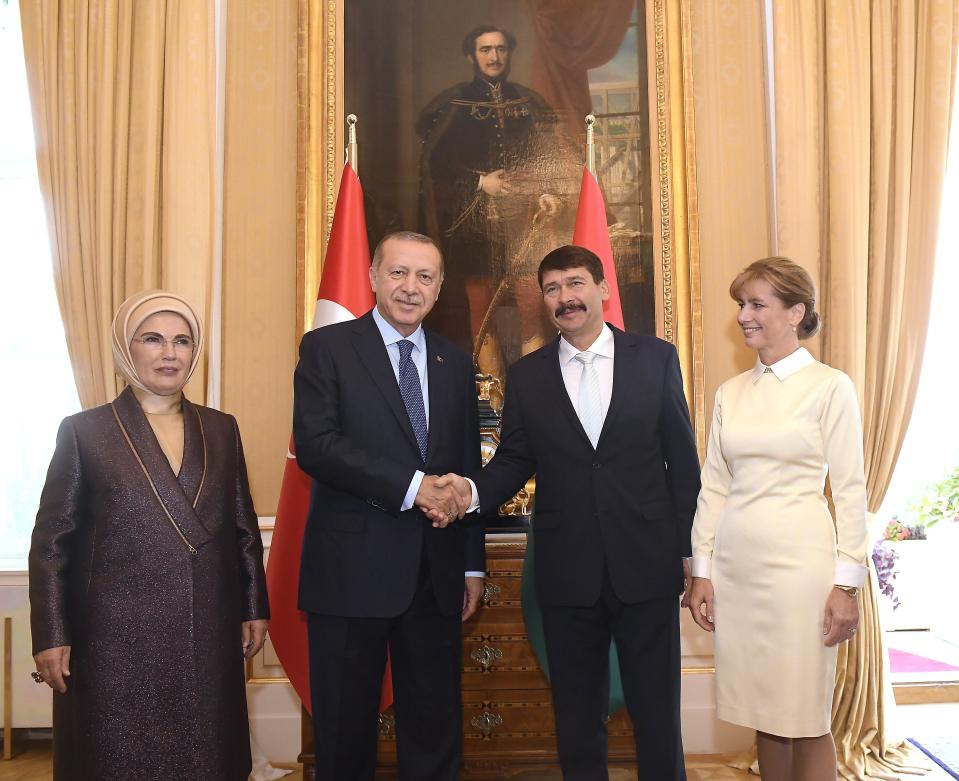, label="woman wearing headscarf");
[29,290,269,781]
[686,258,867,780]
